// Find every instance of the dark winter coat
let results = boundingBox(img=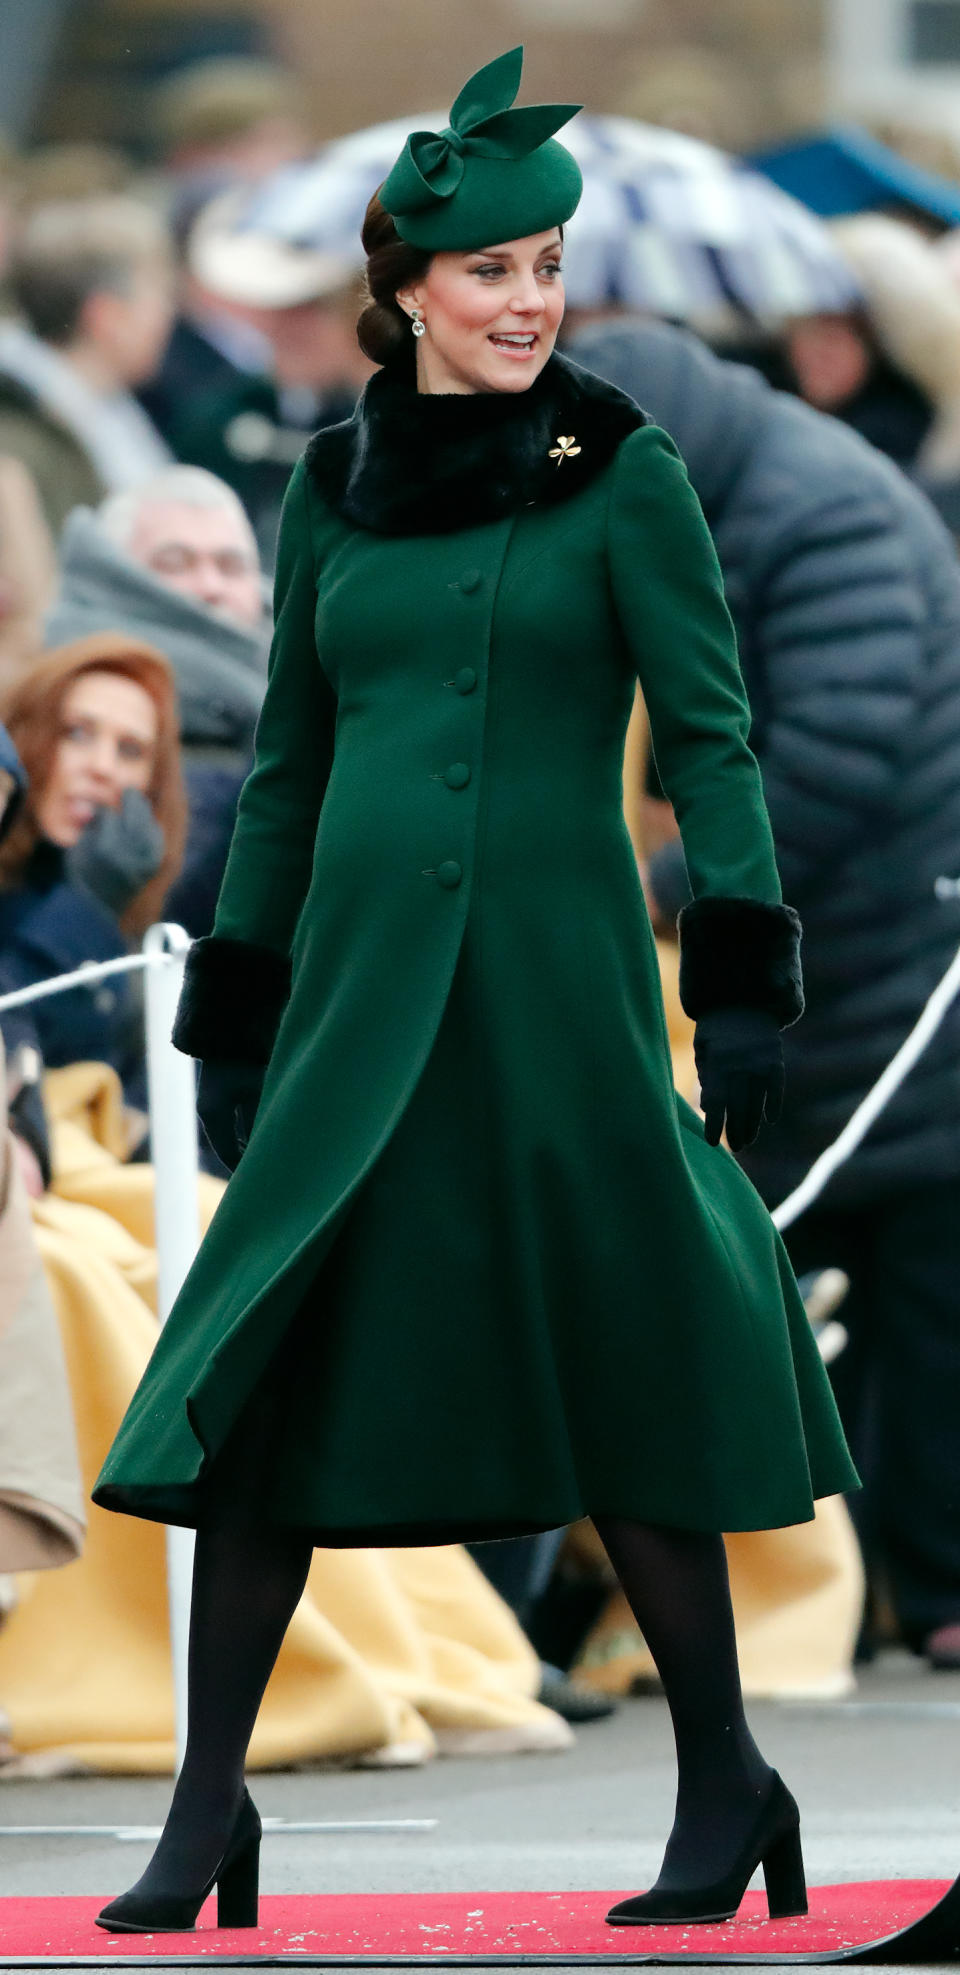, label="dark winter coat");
[95,349,854,1541]
[138,317,250,447]
[167,369,357,569]
[0,374,102,537]
[574,319,960,1209]
[0,728,41,1128]
[0,725,26,838]
[0,842,141,1096]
